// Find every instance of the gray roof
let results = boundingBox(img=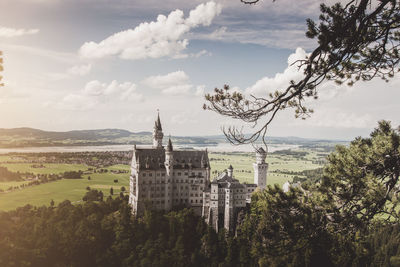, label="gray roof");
[133,147,209,170]
[155,113,162,131]
[256,147,266,154]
